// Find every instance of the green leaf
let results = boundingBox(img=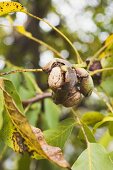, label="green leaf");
[44,118,75,149]
[0,107,15,149]
[93,116,113,133]
[82,111,104,126]
[99,130,113,147]
[109,151,113,162]
[17,153,31,170]
[101,76,113,96]
[0,2,26,16]
[44,99,60,128]
[3,67,22,91]
[3,78,24,112]
[109,122,113,136]
[26,103,41,126]
[78,123,96,143]
[19,73,36,100]
[72,143,113,170]
[0,88,4,129]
